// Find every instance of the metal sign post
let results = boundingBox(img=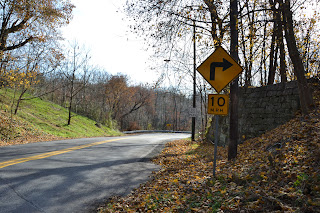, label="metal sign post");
[213,115,219,176]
